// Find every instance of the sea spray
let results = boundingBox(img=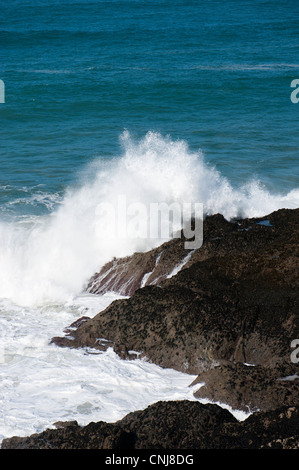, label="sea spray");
[0,131,298,307]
